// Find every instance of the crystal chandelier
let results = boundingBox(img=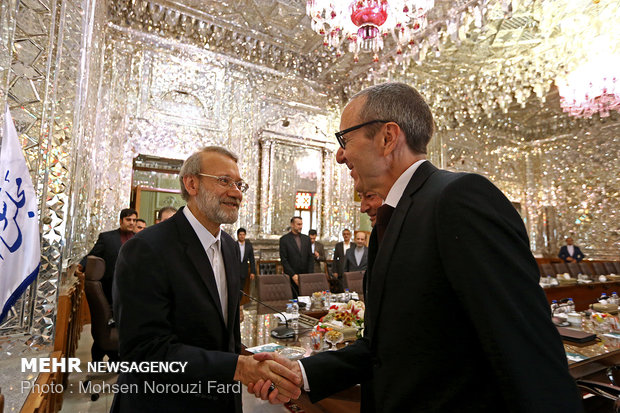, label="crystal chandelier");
[556,56,620,118]
[306,0,435,62]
